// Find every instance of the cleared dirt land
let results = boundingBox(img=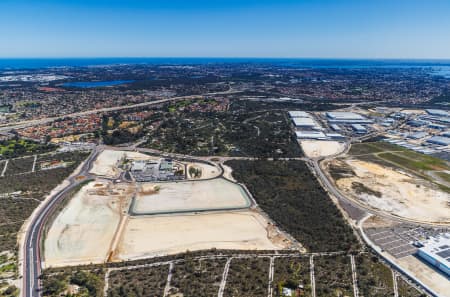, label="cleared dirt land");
[90,150,155,178]
[397,255,450,297]
[332,159,450,223]
[131,178,250,214]
[114,211,287,261]
[186,162,221,179]
[44,181,133,267]
[300,140,346,158]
